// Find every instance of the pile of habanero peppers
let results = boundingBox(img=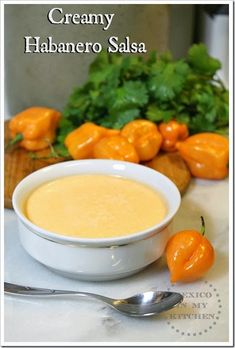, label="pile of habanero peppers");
[8,107,229,181]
